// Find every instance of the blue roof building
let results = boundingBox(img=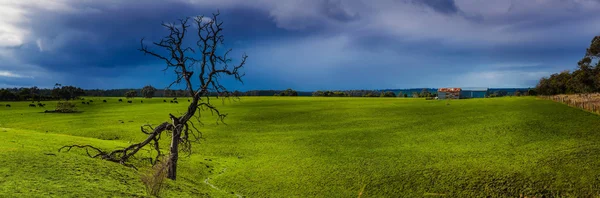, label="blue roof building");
[460,87,488,98]
[437,87,488,99]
